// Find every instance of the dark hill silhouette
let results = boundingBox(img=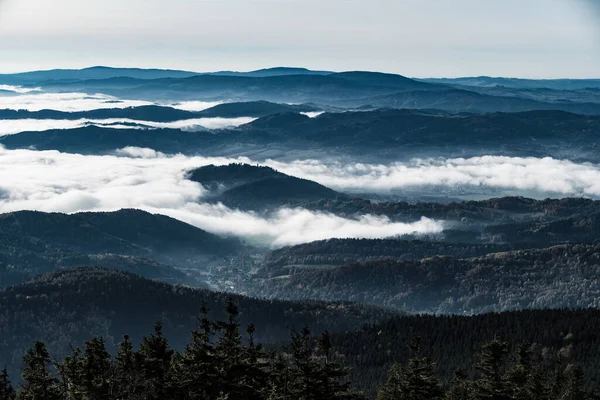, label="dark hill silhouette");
[0,66,198,85]
[0,267,396,380]
[331,71,440,90]
[188,163,347,209]
[0,105,197,122]
[3,109,600,162]
[358,89,600,114]
[25,68,600,114]
[0,209,242,287]
[249,243,600,314]
[330,308,600,396]
[210,67,333,77]
[0,102,319,121]
[196,100,318,117]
